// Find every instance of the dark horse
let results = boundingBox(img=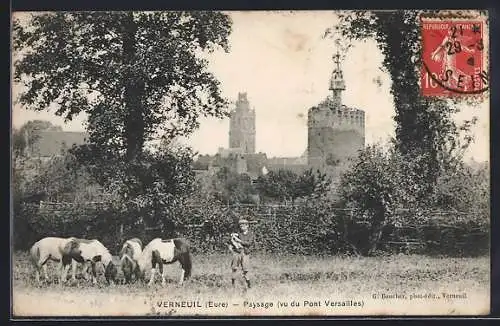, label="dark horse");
[136,238,192,286]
